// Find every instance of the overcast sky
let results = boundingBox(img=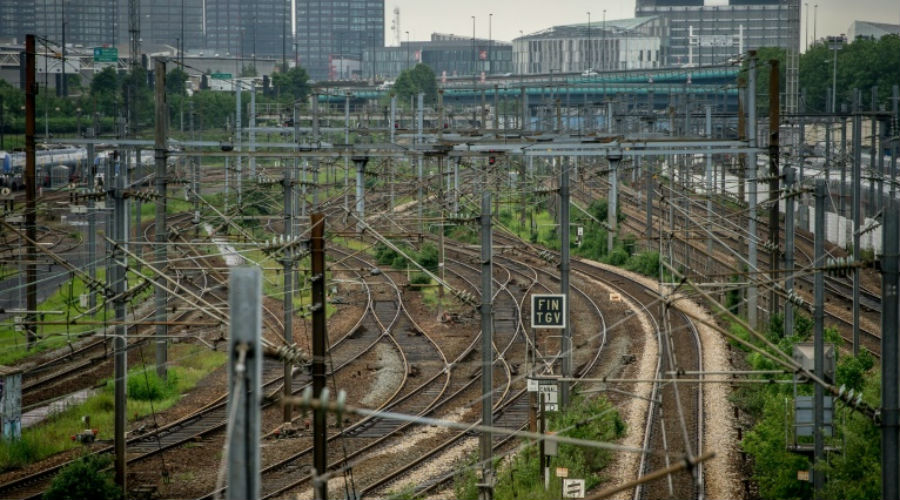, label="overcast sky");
[386,0,899,49]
